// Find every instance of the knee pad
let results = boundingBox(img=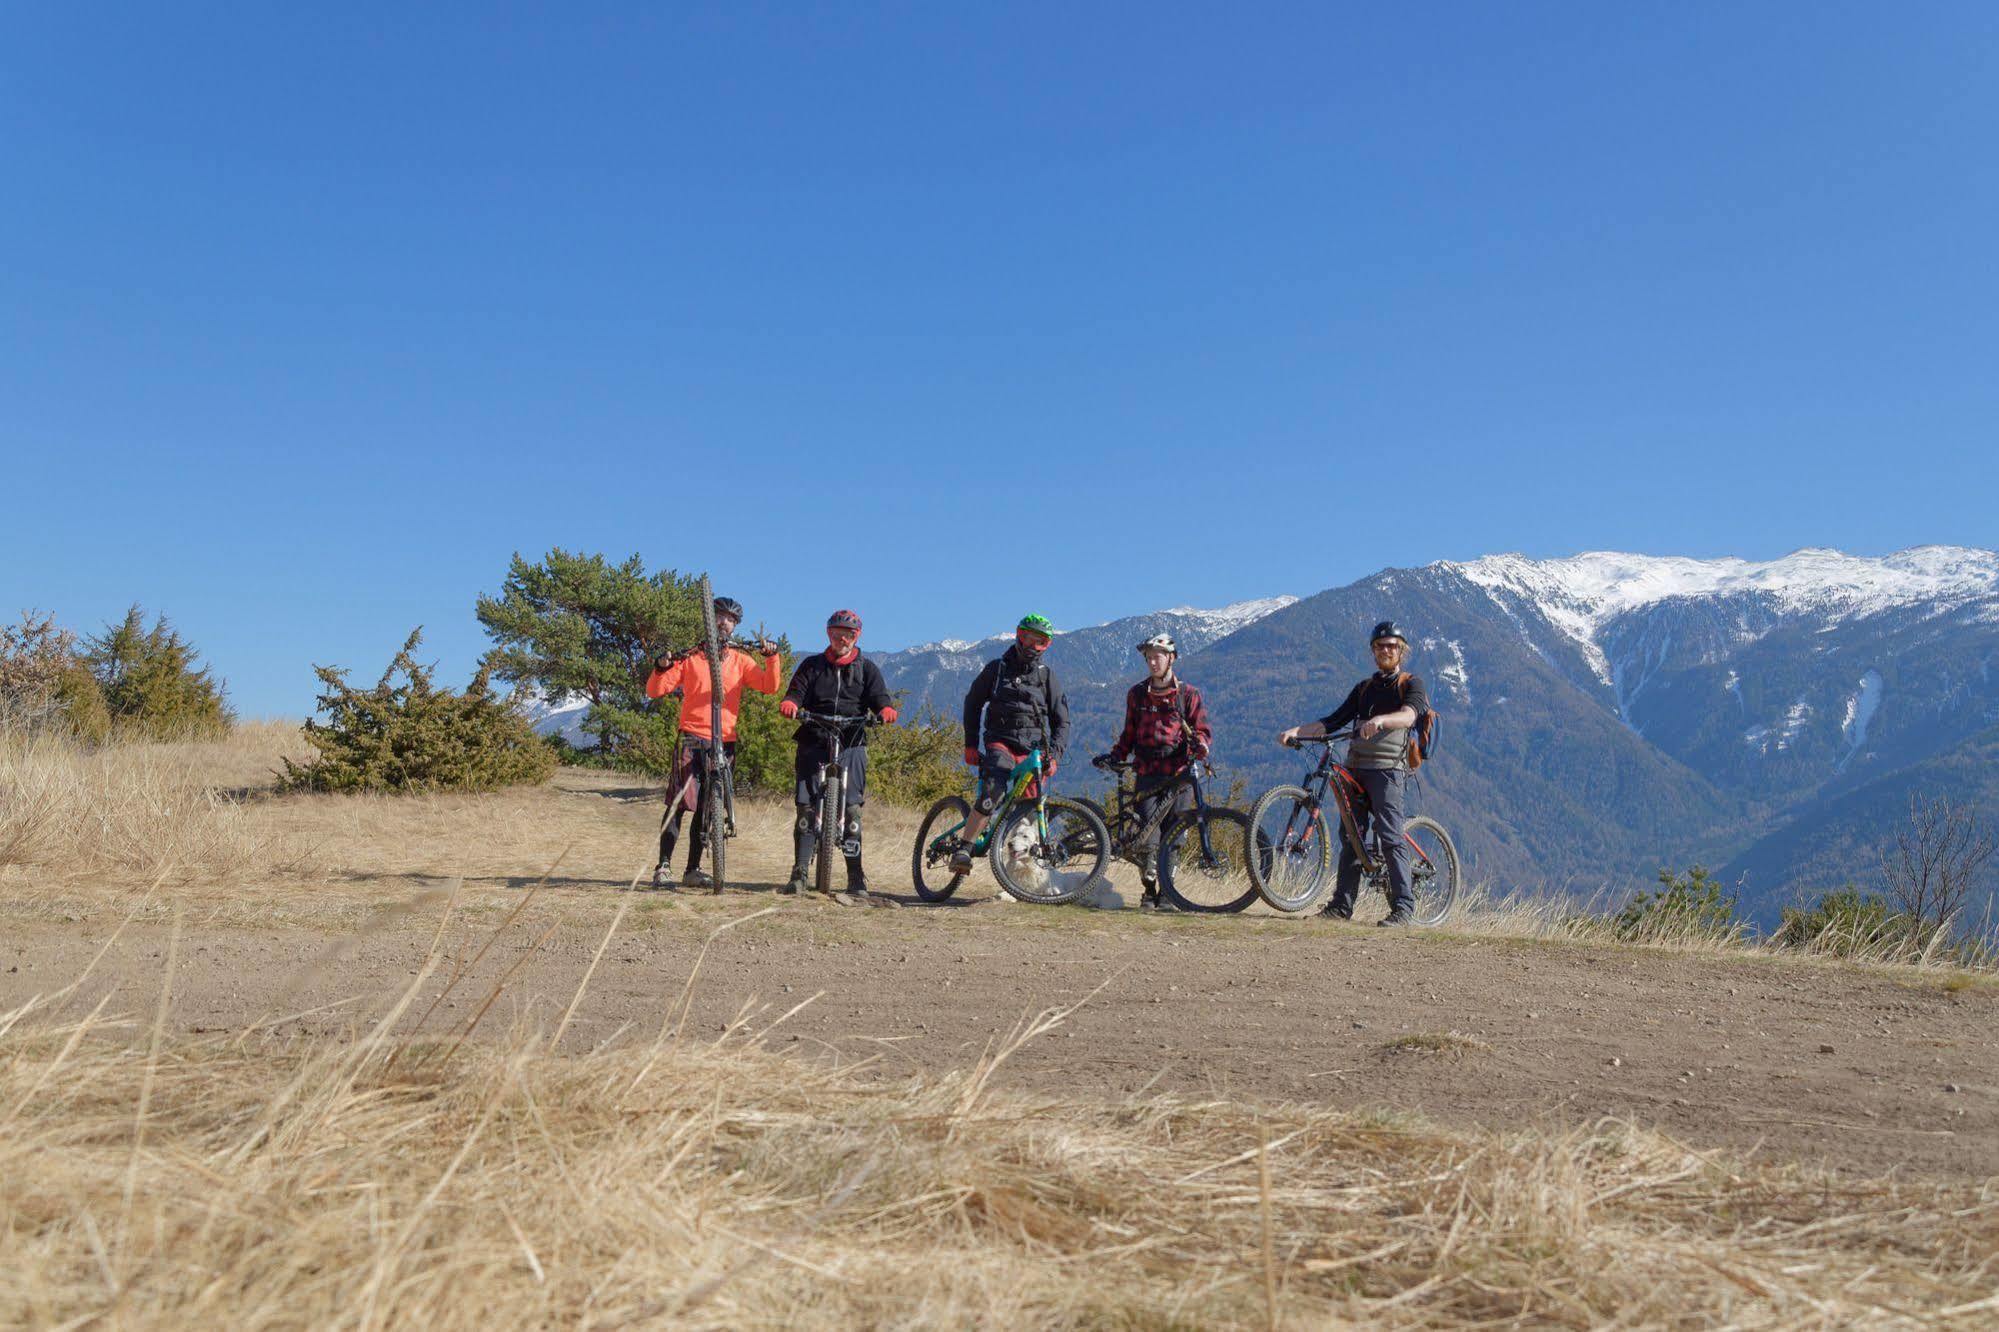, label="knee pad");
[843,814,863,844]
[795,808,818,834]
[974,788,1000,816]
